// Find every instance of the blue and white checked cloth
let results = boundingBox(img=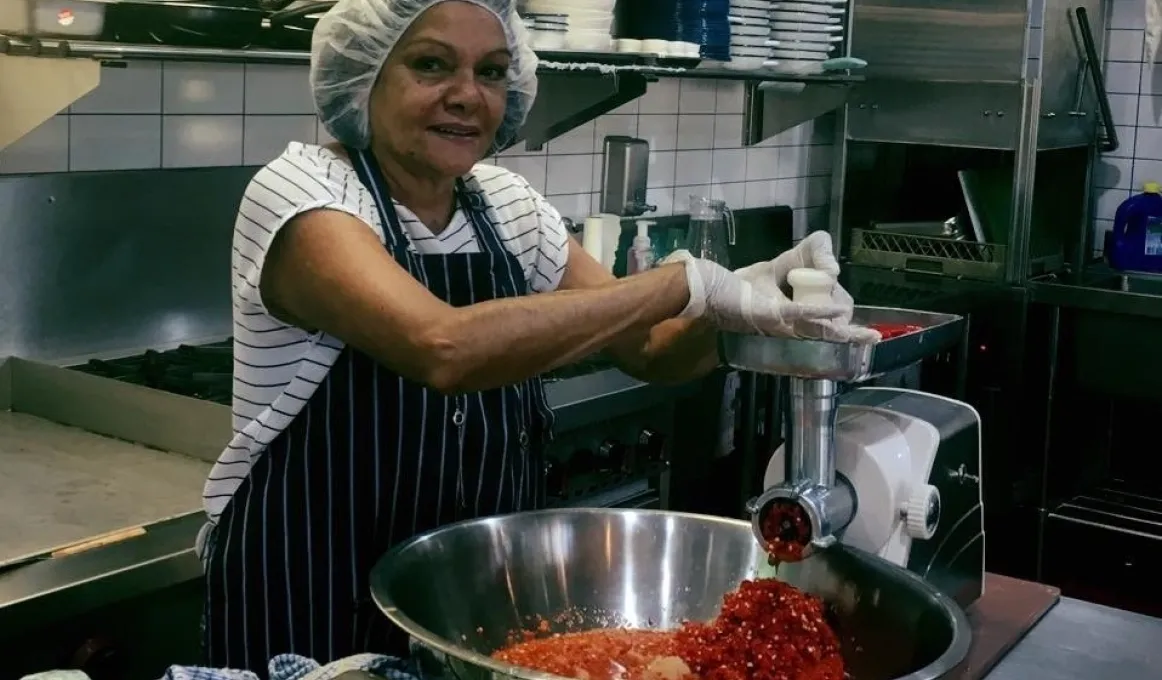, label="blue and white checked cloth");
[18,653,418,680]
[162,654,420,680]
